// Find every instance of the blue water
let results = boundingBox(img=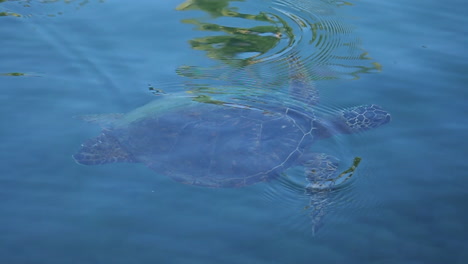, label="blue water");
[1,0,467,263]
